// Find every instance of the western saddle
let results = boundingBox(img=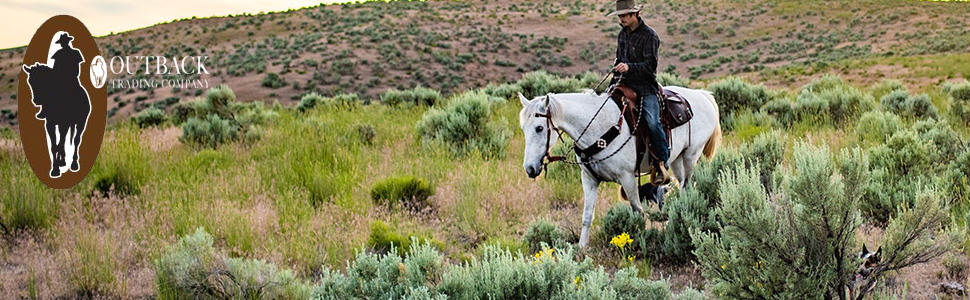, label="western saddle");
[610,84,693,185]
